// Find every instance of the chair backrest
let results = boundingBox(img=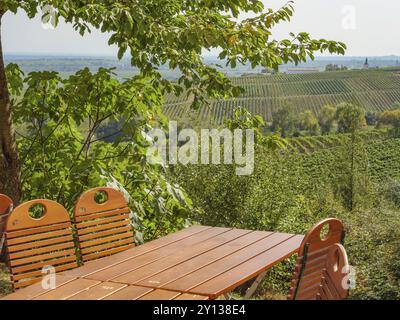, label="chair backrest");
[287,218,349,300]
[73,187,135,263]
[4,200,78,290]
[0,194,13,254]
